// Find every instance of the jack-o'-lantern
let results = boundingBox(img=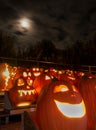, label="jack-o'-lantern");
[36,80,87,130]
[0,63,13,90]
[23,68,34,86]
[57,72,76,84]
[33,73,52,98]
[8,76,37,108]
[12,66,24,83]
[48,67,58,78]
[75,77,96,130]
[32,67,44,78]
